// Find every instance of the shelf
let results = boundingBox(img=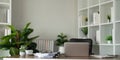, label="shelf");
[0,23,10,25]
[80,25,88,28]
[100,22,113,26]
[115,20,120,23]
[89,4,99,9]
[0,2,9,8]
[115,44,120,45]
[99,44,113,45]
[79,7,88,11]
[100,0,112,3]
[89,24,99,27]
[100,0,113,6]
[0,0,10,3]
